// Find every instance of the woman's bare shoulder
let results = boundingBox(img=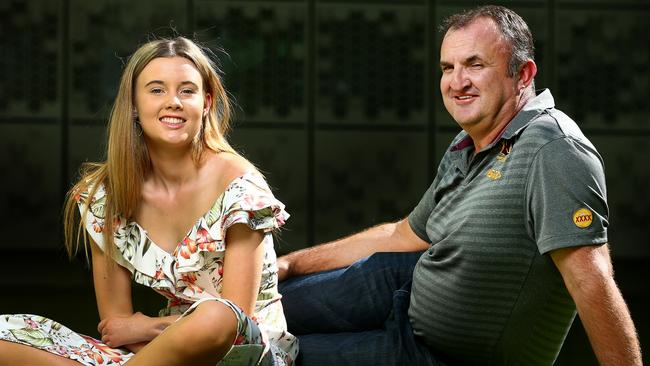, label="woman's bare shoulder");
[205,151,259,184]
